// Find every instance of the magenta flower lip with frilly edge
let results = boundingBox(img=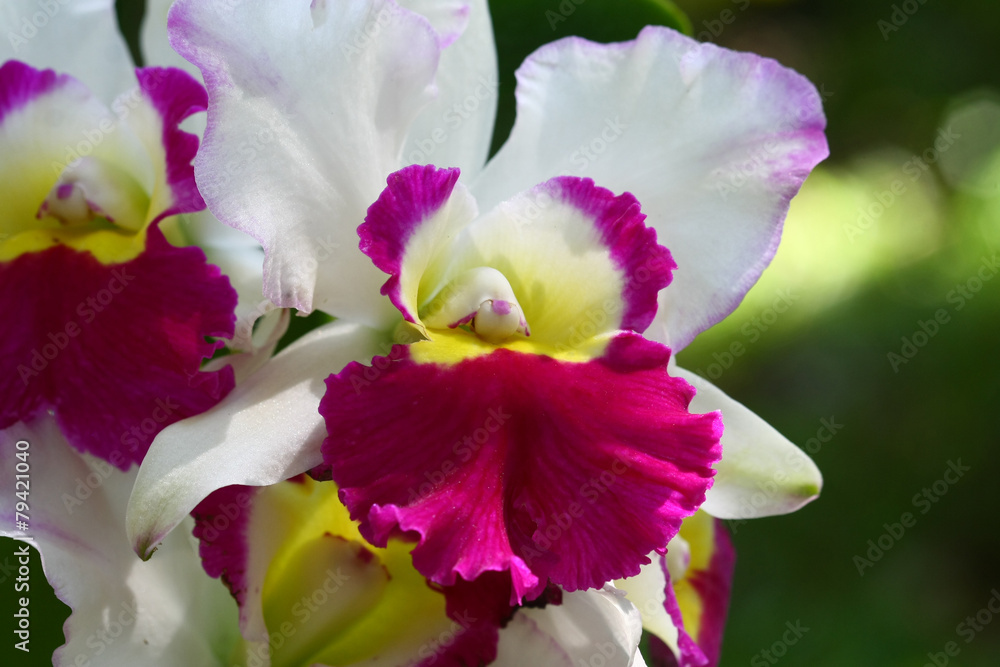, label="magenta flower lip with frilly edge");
[314,164,724,604]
